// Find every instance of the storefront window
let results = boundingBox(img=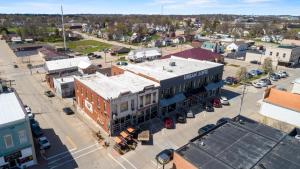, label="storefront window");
[152,92,156,103]
[145,94,151,105]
